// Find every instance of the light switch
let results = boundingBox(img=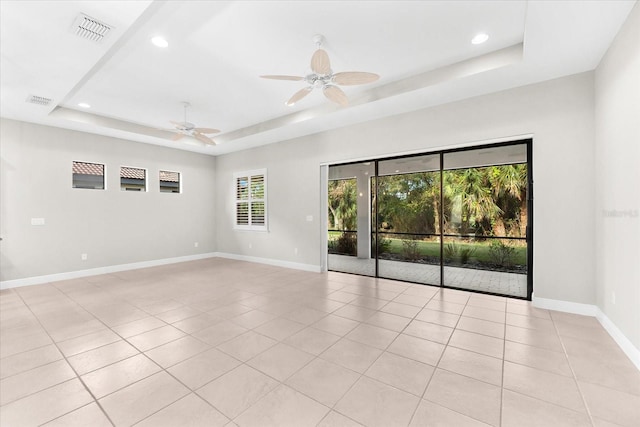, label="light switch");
[306,215,313,222]
[31,218,45,226]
